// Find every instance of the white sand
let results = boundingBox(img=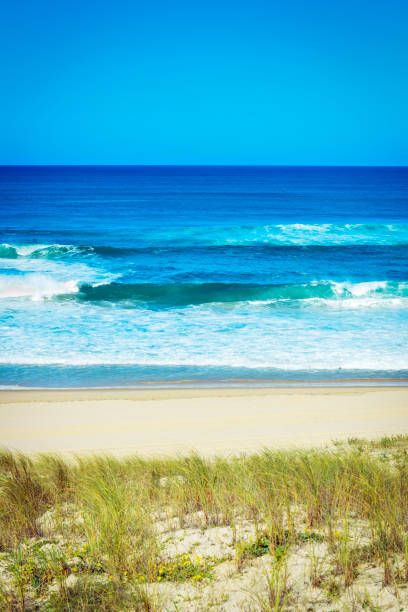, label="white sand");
[0,386,407,455]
